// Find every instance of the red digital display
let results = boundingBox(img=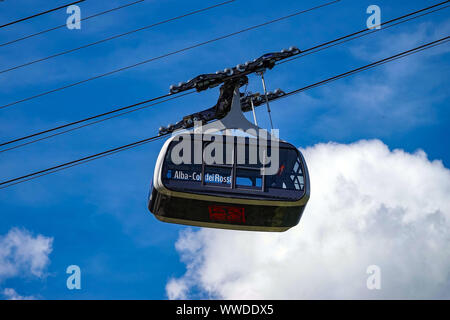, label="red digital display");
[208,205,246,224]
